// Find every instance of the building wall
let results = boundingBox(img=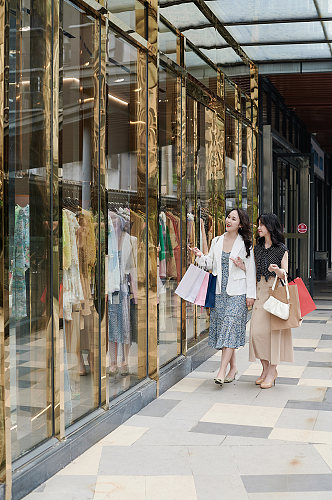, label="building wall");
[0,1,258,495]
